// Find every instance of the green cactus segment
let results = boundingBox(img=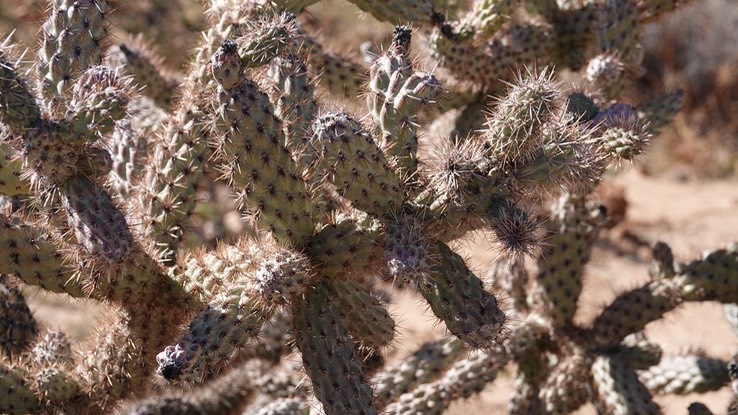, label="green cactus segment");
[291,281,377,415]
[324,279,395,350]
[539,352,592,414]
[369,26,440,182]
[213,46,317,246]
[0,143,28,196]
[37,0,113,99]
[33,366,80,402]
[109,98,166,198]
[484,68,559,166]
[0,363,41,414]
[177,243,256,304]
[596,0,640,62]
[137,99,212,261]
[509,372,544,415]
[268,54,316,156]
[639,354,729,395]
[0,46,41,130]
[636,90,684,135]
[310,112,405,216]
[113,42,180,110]
[458,0,514,39]
[550,3,597,70]
[486,256,529,313]
[617,333,662,370]
[591,355,661,415]
[591,103,650,161]
[306,215,382,278]
[673,243,738,303]
[386,347,503,415]
[529,196,604,328]
[235,13,297,68]
[0,282,37,357]
[345,0,439,25]
[61,65,131,141]
[372,337,465,405]
[0,214,82,297]
[590,279,682,346]
[566,91,599,122]
[421,241,505,348]
[159,245,287,383]
[60,175,133,261]
[299,34,365,98]
[429,22,555,88]
[123,363,256,415]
